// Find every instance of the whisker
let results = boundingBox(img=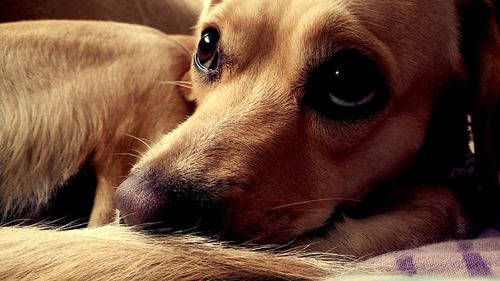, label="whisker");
[160,80,193,90]
[271,198,362,210]
[159,80,193,84]
[114,152,142,160]
[131,149,145,158]
[122,133,152,150]
[240,235,265,246]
